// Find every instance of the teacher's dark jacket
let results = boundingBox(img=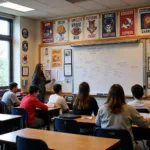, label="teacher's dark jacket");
[32,73,51,102]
